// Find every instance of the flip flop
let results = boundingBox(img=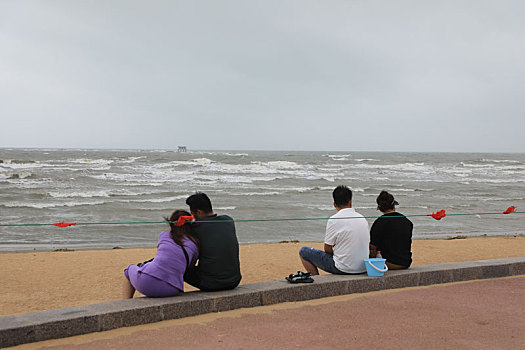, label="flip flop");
[286,271,314,283]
